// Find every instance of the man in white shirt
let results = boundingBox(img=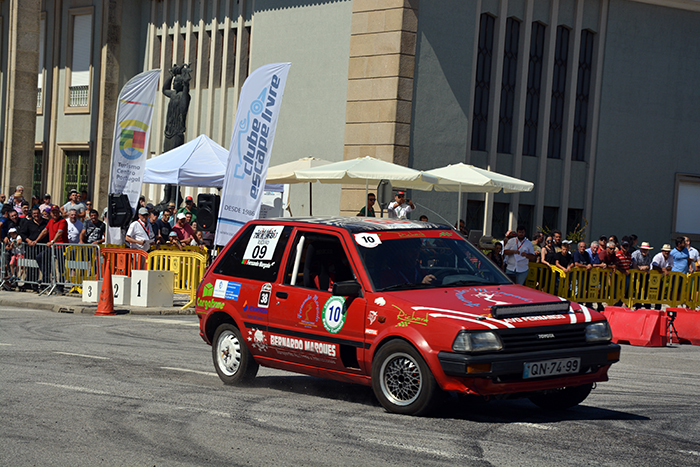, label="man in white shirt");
[651,244,673,275]
[125,207,155,251]
[502,225,537,284]
[685,237,698,273]
[66,209,83,244]
[387,191,414,219]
